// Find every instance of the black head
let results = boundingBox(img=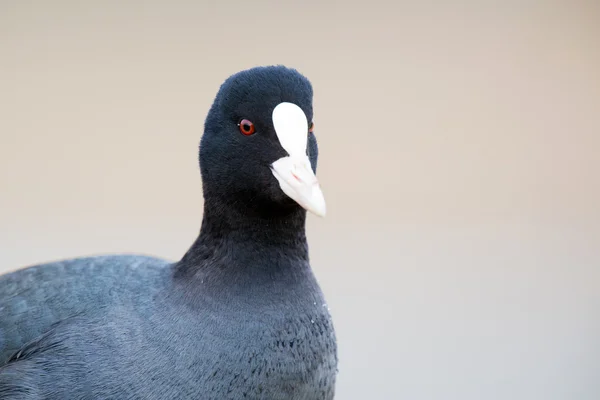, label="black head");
[199,65,325,219]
